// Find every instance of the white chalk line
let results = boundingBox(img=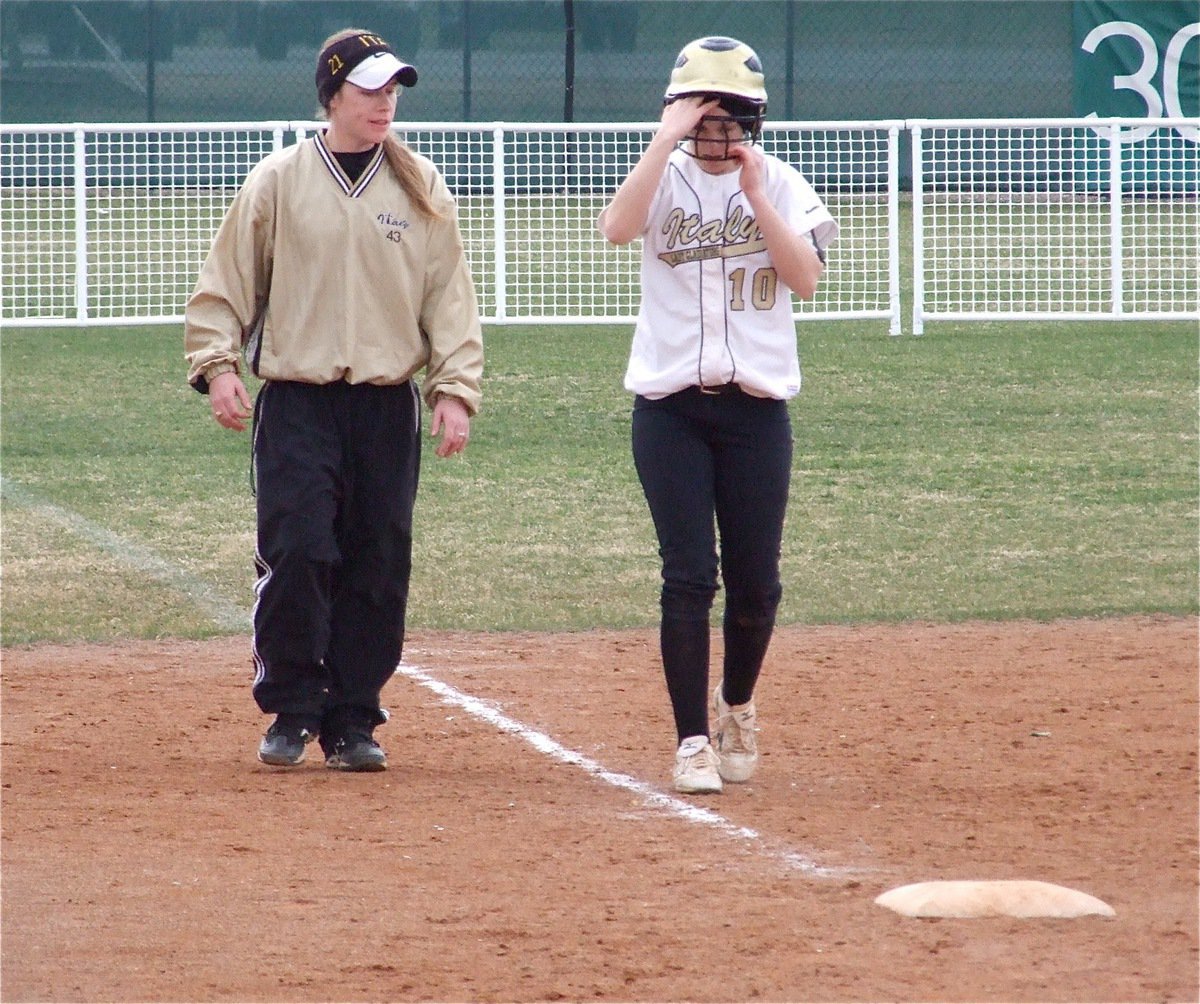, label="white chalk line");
[4,477,862,878]
[396,661,865,880]
[1,476,250,632]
